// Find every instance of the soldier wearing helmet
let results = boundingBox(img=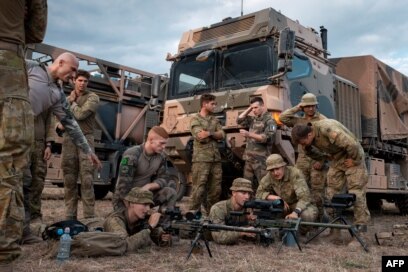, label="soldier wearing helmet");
[279,93,327,221]
[209,178,257,245]
[256,154,317,233]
